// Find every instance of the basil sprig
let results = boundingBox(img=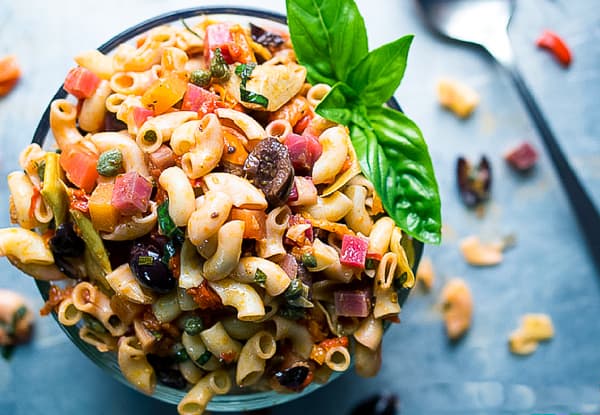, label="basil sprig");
[235,63,269,108]
[286,0,441,244]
